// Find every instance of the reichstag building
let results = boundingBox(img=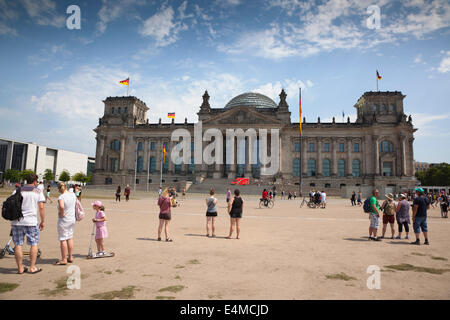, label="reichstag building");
[92,90,417,194]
